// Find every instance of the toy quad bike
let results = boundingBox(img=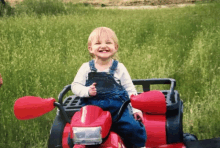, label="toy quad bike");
[14,78,197,148]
